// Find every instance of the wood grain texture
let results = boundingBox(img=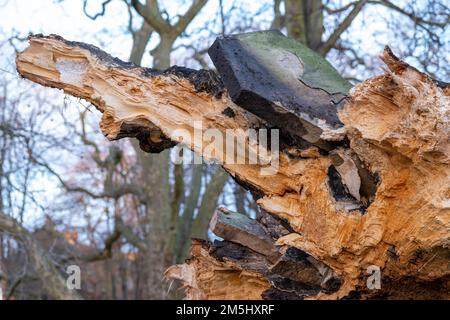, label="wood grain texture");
[16,34,449,299]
